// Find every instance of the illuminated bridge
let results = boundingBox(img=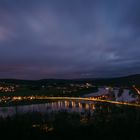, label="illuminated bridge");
[12,96,140,108]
